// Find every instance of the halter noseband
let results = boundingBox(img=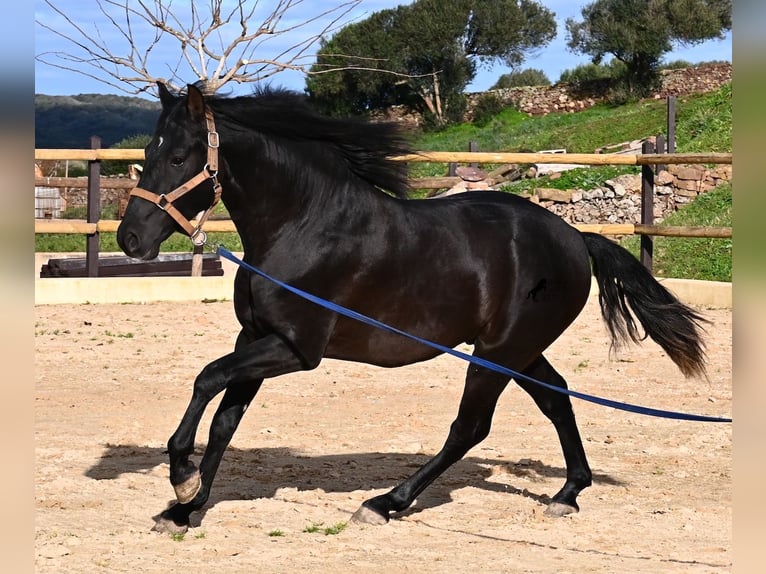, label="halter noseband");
[130,108,222,246]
